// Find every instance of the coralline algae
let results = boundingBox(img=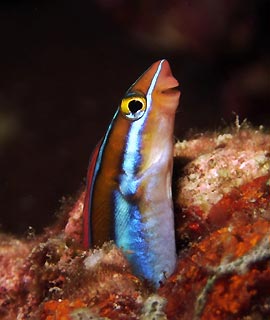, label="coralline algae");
[0,126,269,320]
